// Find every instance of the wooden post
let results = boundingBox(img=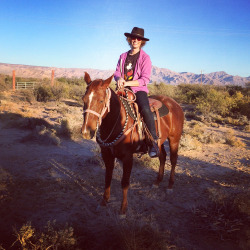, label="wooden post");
[51,70,54,86]
[13,70,16,90]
